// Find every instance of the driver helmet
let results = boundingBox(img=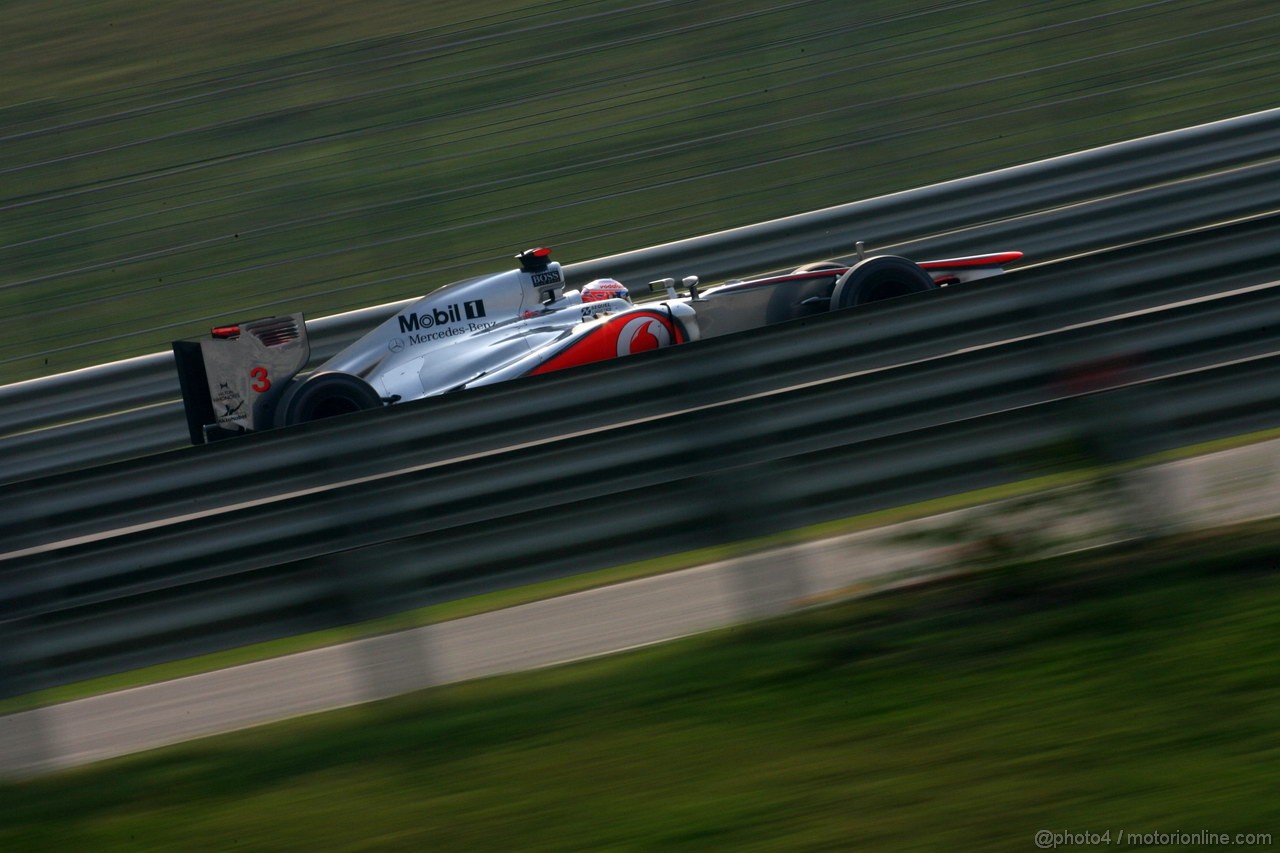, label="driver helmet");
[581,278,630,304]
